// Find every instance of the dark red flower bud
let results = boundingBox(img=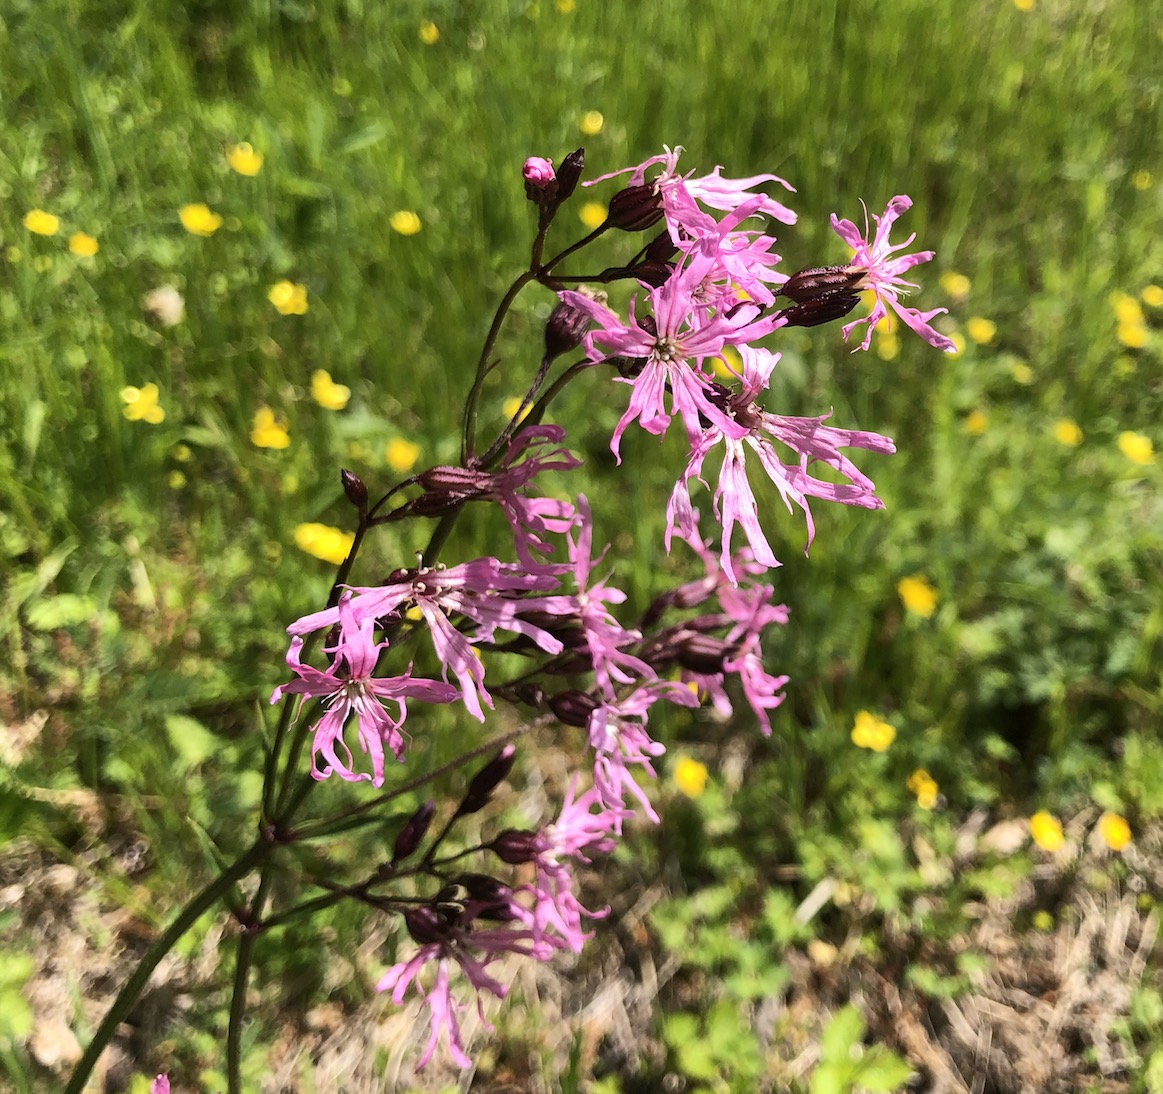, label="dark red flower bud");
[455,744,516,816]
[555,147,585,203]
[405,491,472,518]
[634,260,675,288]
[780,293,861,328]
[405,906,447,944]
[392,800,435,863]
[780,265,866,303]
[675,633,733,674]
[549,689,599,728]
[492,828,540,865]
[606,184,664,232]
[545,297,592,360]
[341,468,367,510]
